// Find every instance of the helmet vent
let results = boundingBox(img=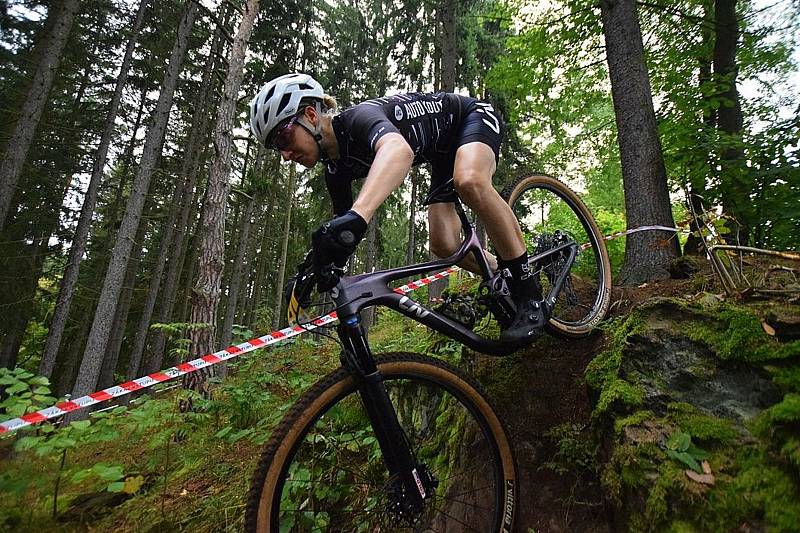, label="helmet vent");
[278,94,291,114]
